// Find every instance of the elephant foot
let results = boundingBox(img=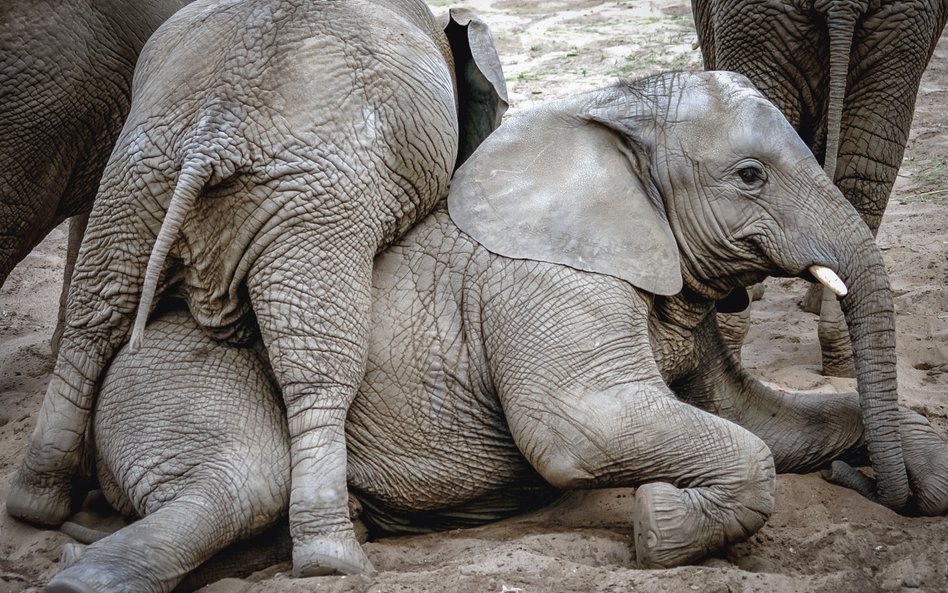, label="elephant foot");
[347,494,369,544]
[823,460,878,500]
[292,531,375,577]
[6,468,74,527]
[632,479,770,569]
[632,482,719,569]
[46,572,99,593]
[748,283,765,302]
[46,562,159,593]
[907,440,948,516]
[821,351,856,378]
